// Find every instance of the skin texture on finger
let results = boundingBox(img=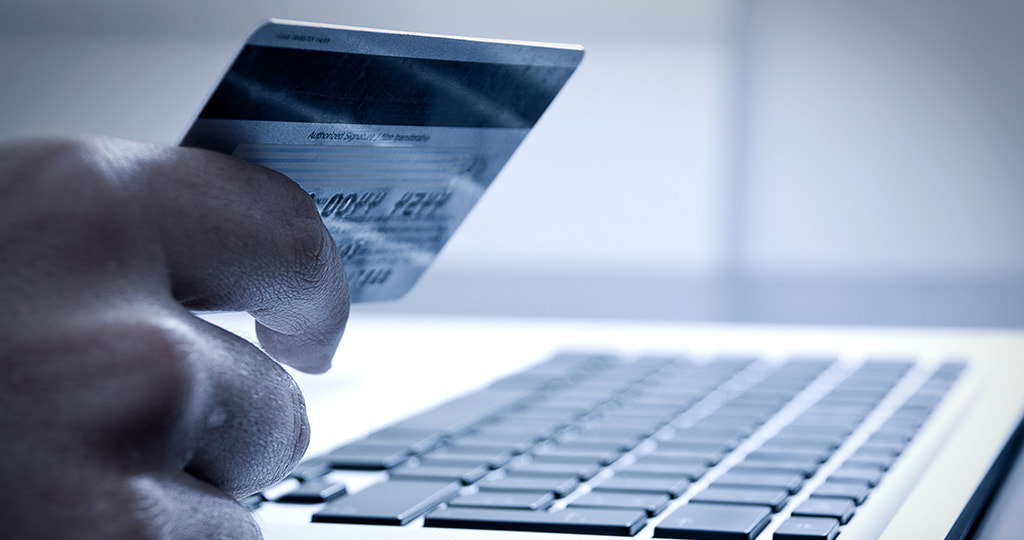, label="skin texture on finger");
[96,138,350,372]
[183,314,311,498]
[0,138,171,322]
[1,300,306,537]
[3,469,262,540]
[0,136,318,465]
[1,306,203,539]
[130,473,263,540]
[0,136,337,537]
[0,136,349,371]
